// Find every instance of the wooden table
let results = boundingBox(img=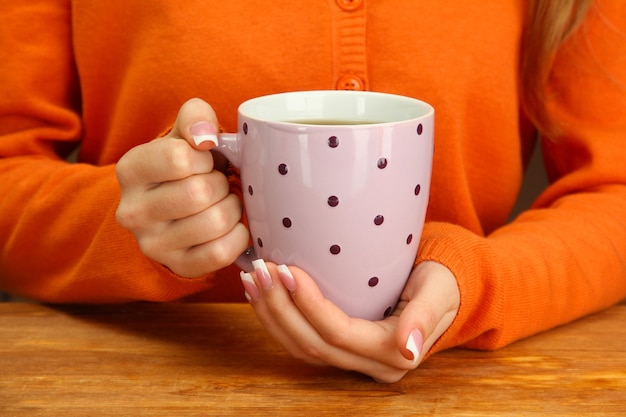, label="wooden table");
[1,301,625,416]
